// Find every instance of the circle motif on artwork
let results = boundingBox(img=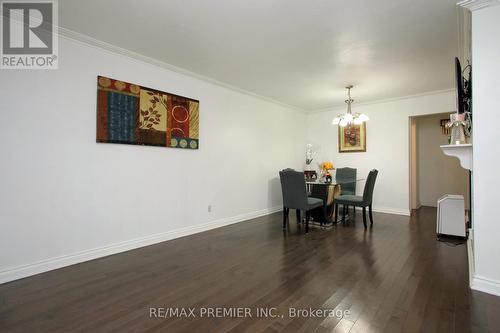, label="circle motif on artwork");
[179,139,188,148]
[98,77,111,88]
[114,81,126,91]
[129,84,140,94]
[189,140,198,149]
[172,106,189,123]
[170,138,178,147]
[170,128,185,138]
